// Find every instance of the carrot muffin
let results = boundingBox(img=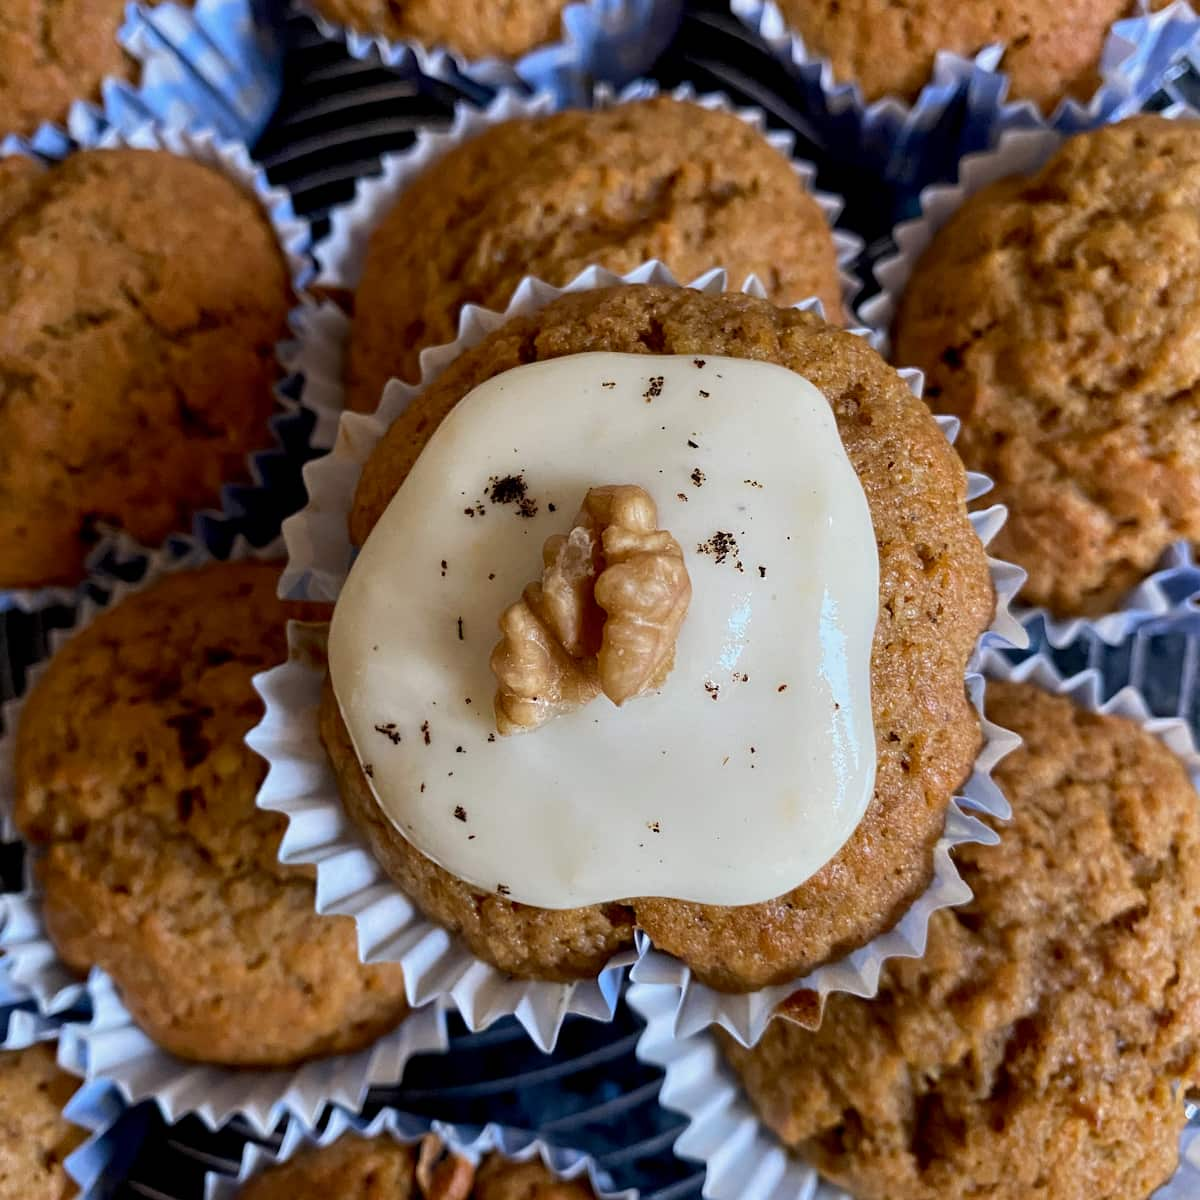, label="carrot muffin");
[239,1134,596,1199]
[0,148,291,590]
[13,562,411,1067]
[321,284,994,993]
[0,1043,85,1200]
[344,96,846,408]
[0,1,185,139]
[773,0,1159,110]
[309,0,574,61]
[722,679,1200,1200]
[894,115,1200,618]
